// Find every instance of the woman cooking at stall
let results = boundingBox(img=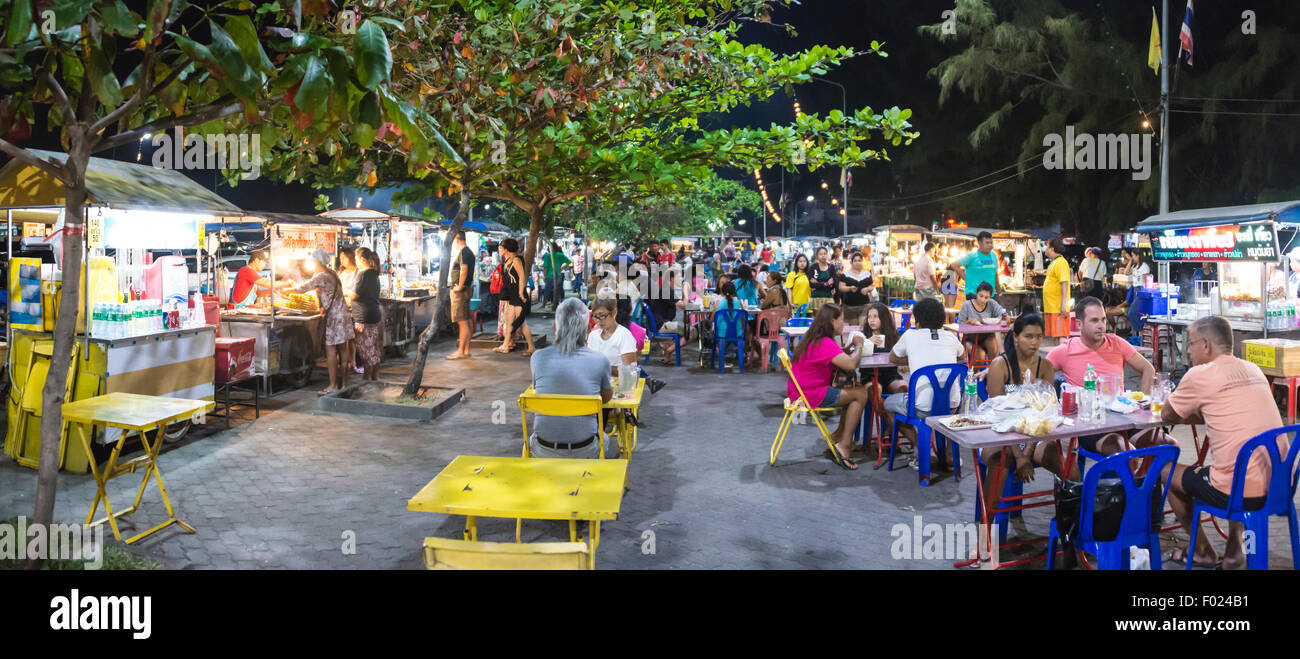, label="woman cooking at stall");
[281,249,355,394]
